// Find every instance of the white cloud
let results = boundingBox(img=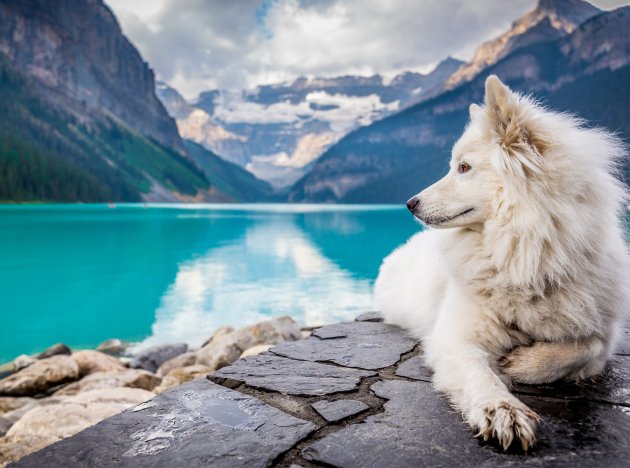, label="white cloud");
[106,0,630,98]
